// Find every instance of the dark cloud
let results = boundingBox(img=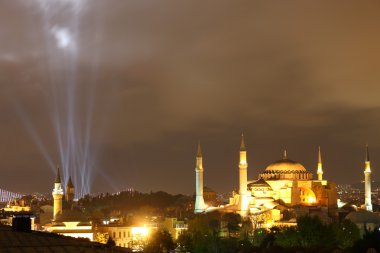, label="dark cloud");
[0,0,380,195]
